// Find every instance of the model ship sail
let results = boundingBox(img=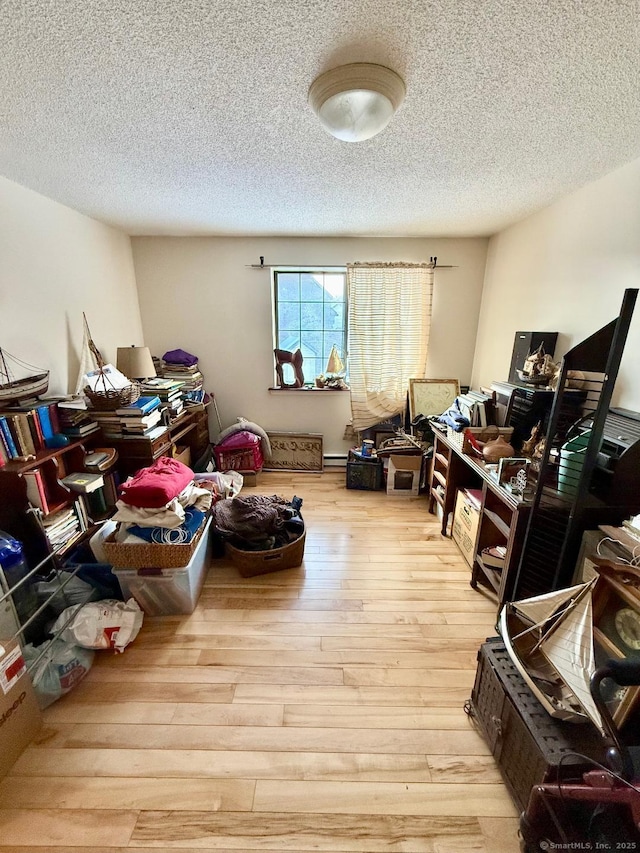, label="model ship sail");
[0,348,49,404]
[500,577,605,734]
[74,313,105,395]
[325,345,345,376]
